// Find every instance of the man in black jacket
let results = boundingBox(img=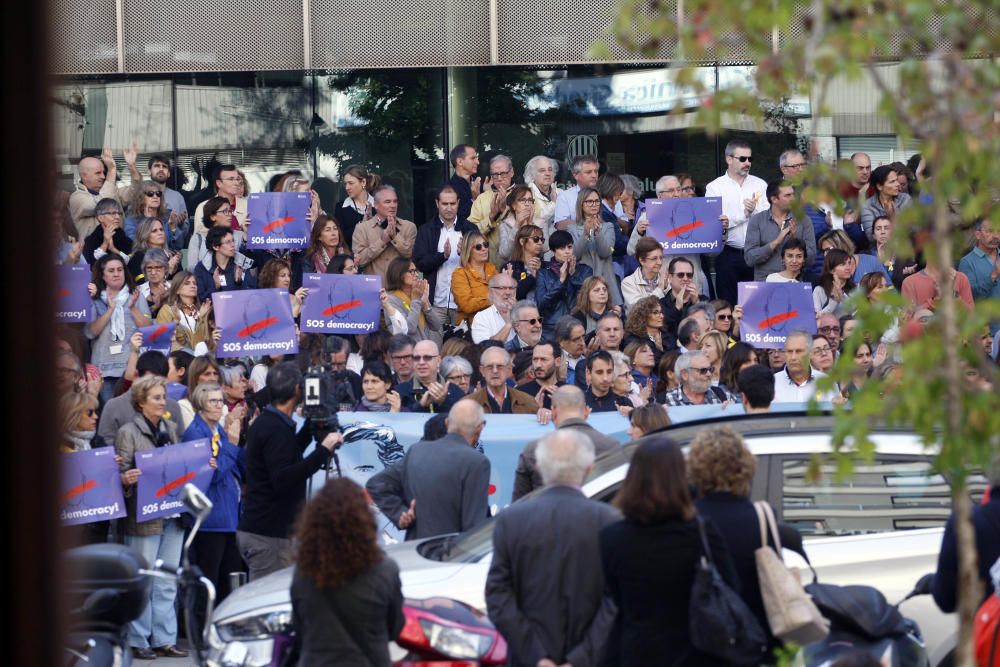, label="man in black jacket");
[413,185,476,325]
[487,429,619,667]
[237,362,343,581]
